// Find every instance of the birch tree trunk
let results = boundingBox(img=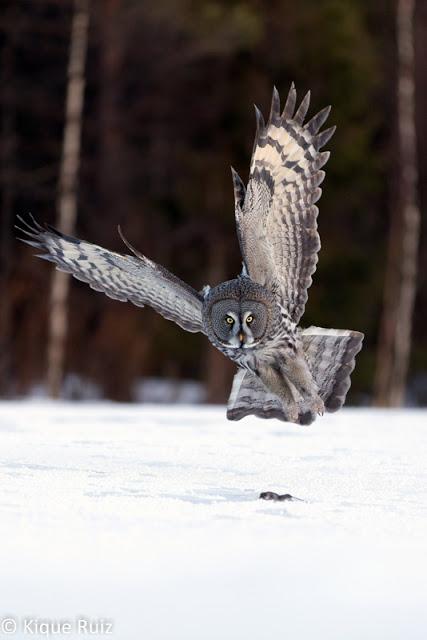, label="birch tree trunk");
[374,0,421,406]
[47,0,90,398]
